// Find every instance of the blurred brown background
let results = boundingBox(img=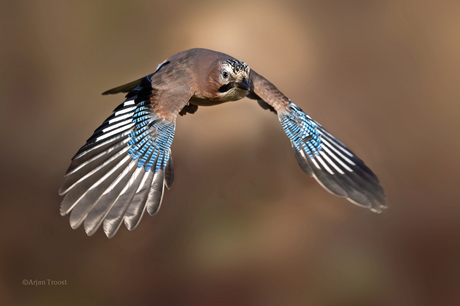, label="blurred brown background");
[1,0,460,305]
